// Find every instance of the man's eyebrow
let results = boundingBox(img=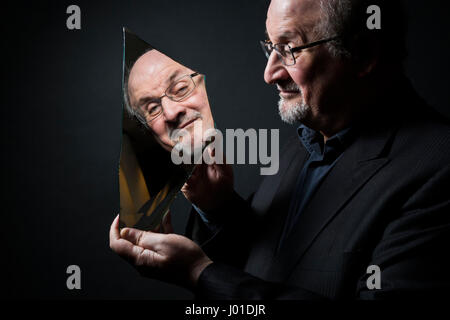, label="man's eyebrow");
[135,96,160,109]
[166,69,182,86]
[265,29,298,42]
[134,69,184,108]
[279,31,298,41]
